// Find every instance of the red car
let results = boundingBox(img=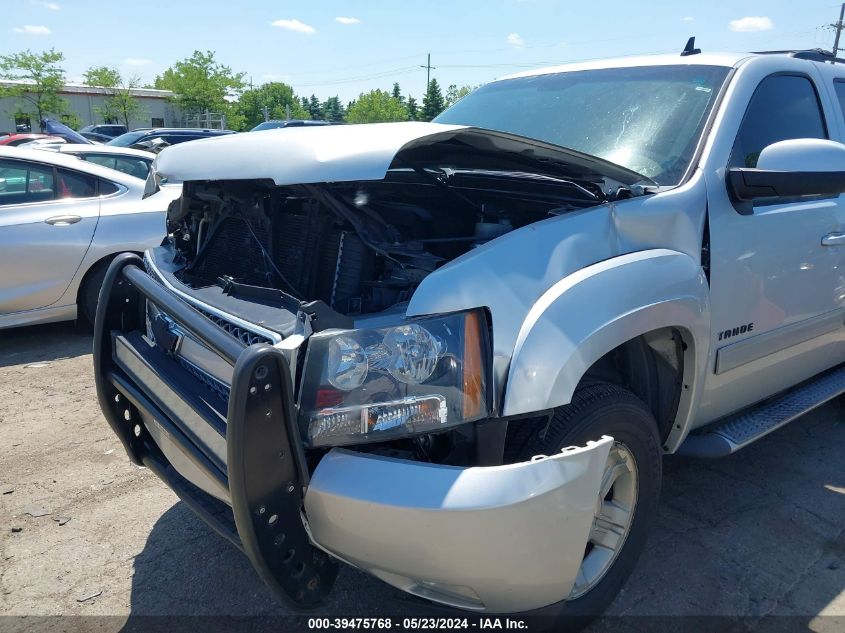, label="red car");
[0,133,63,147]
